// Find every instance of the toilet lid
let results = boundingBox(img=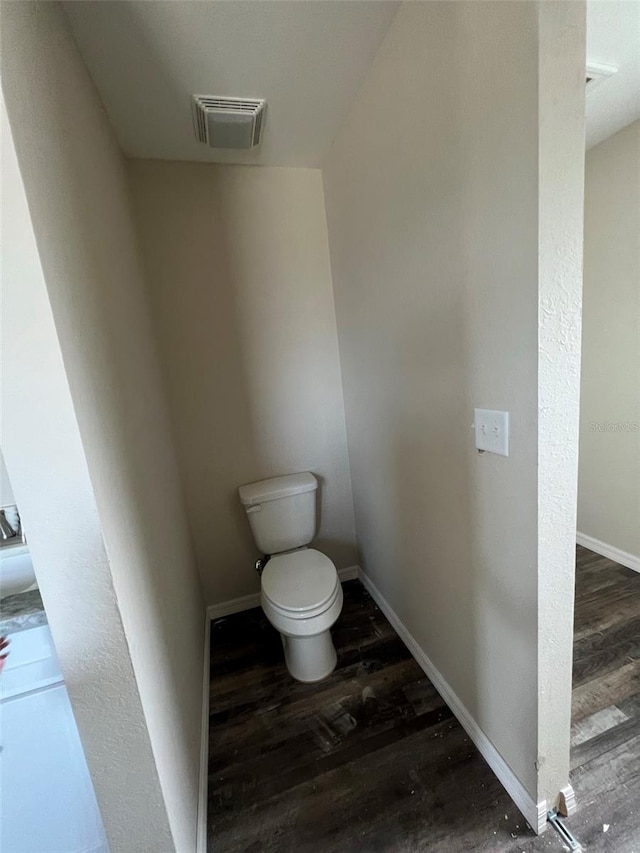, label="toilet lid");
[261,550,339,613]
